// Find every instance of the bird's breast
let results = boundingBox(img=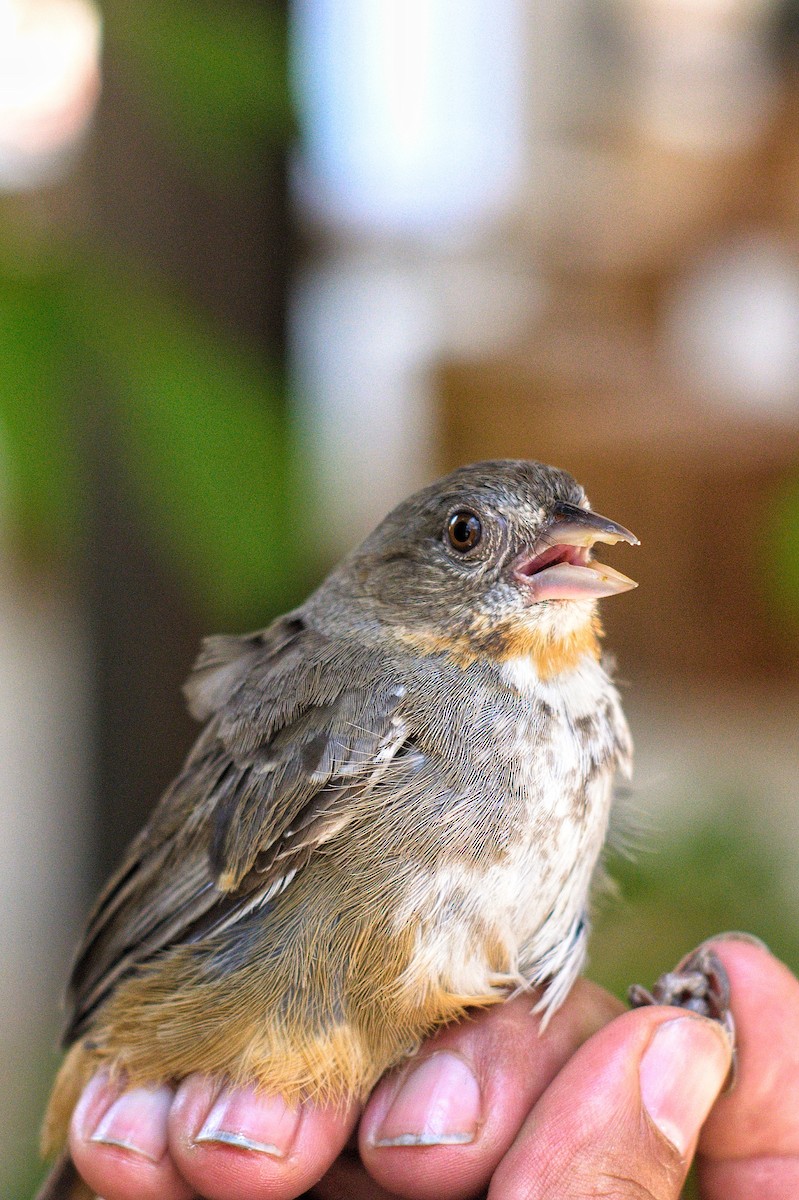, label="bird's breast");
[391,652,627,1008]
